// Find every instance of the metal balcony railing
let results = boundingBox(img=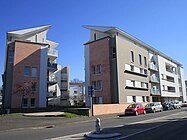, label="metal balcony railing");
[151,88,160,95]
[149,63,158,71]
[48,49,58,57]
[150,76,159,83]
[48,62,57,70]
